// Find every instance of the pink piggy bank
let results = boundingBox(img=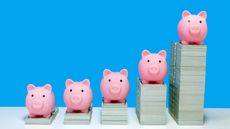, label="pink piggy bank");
[100,69,130,103]
[138,50,168,84]
[178,10,208,45]
[64,79,93,113]
[26,84,55,118]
